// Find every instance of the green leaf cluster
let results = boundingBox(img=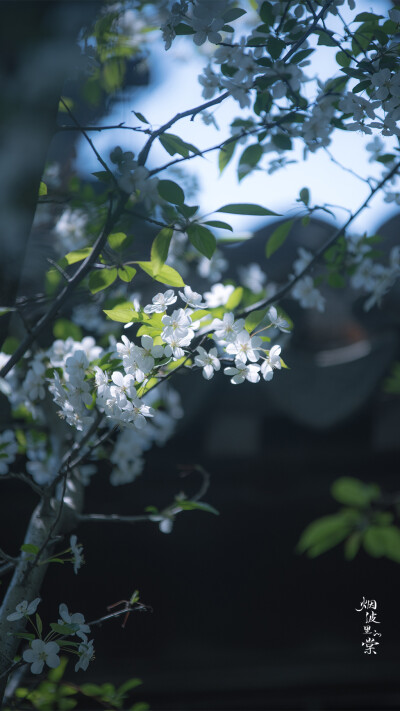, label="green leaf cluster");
[297,477,400,564]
